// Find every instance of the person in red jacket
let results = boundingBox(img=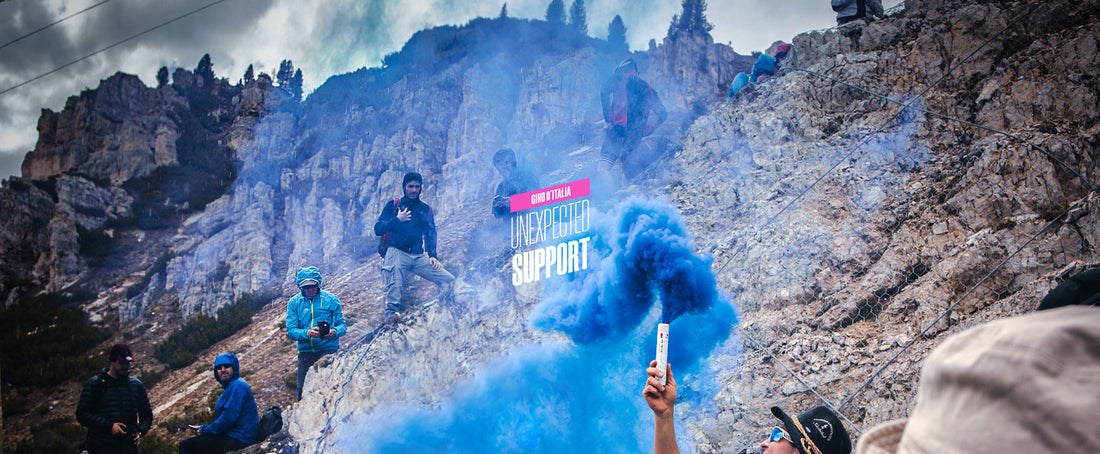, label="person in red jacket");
[598,58,666,189]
